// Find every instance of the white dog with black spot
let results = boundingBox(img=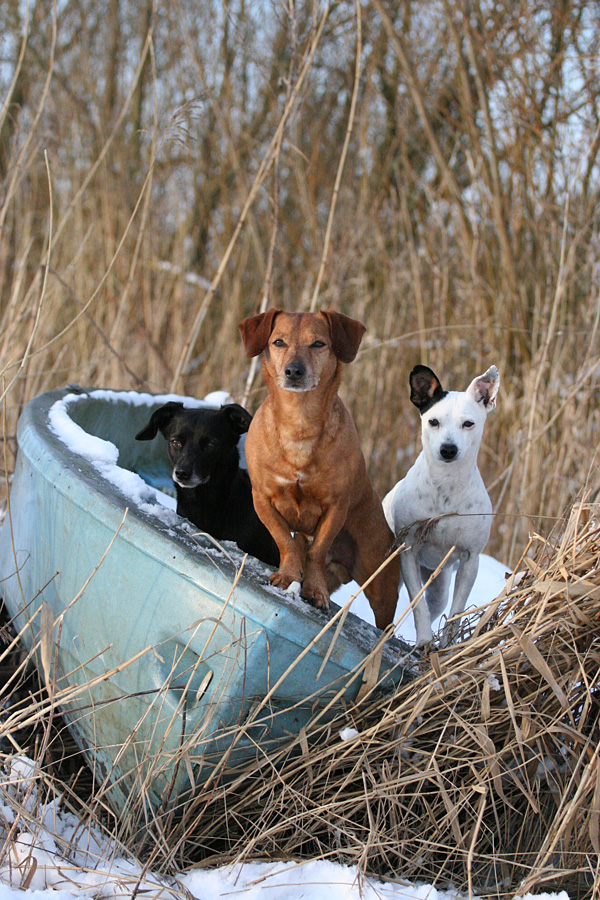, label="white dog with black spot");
[383,364,500,647]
